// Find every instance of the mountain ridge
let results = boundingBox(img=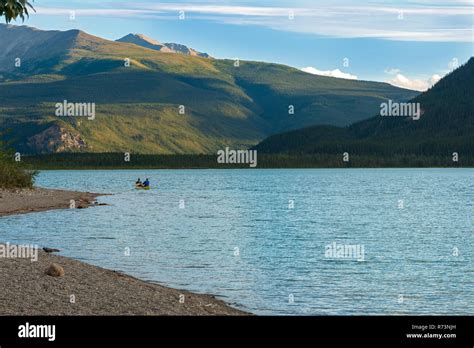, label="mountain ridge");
[0,24,419,155]
[254,57,474,159]
[116,33,211,58]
